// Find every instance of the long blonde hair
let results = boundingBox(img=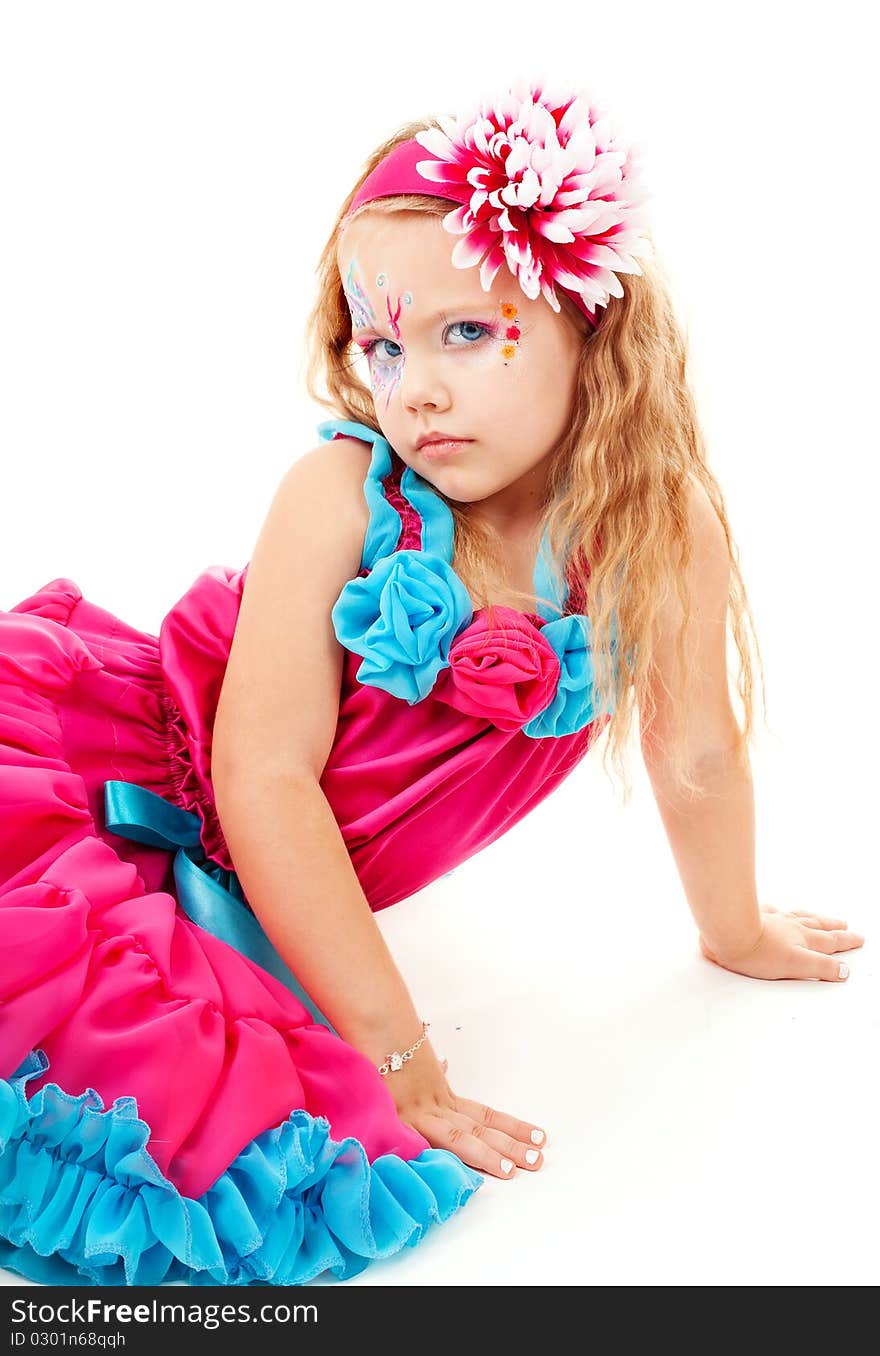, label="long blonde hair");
[303,119,767,804]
